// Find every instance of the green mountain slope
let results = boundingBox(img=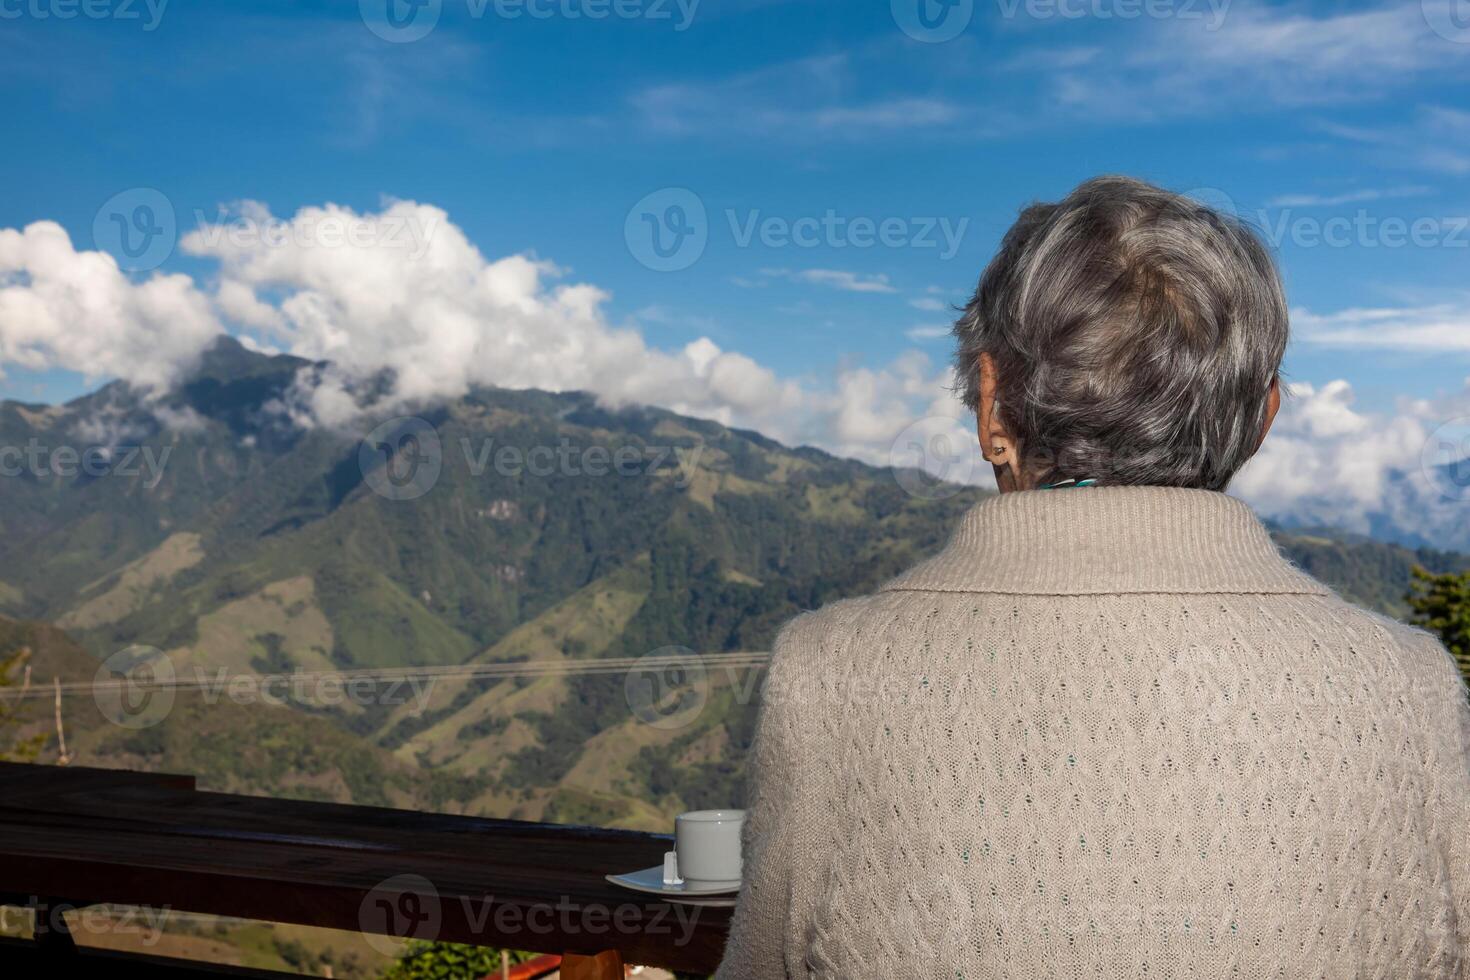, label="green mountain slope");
[0,338,981,822]
[1272,529,1470,618]
[2,337,1465,828]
